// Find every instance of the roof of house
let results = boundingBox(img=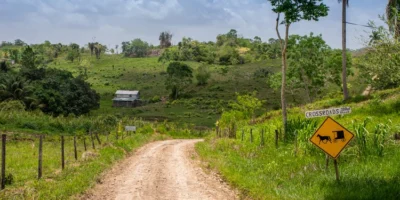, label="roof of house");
[115,90,139,95]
